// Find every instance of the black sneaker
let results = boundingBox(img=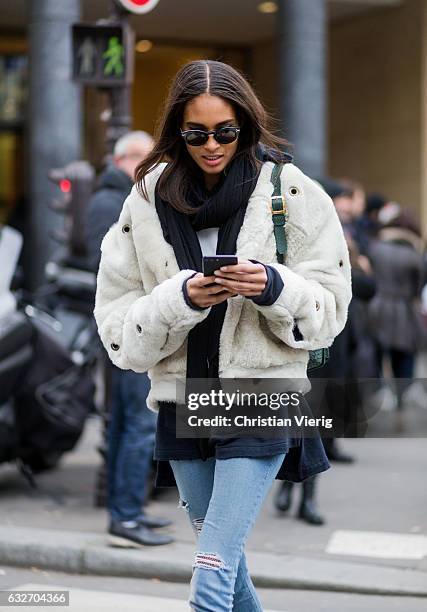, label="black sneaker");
[136,513,173,529]
[108,521,174,547]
